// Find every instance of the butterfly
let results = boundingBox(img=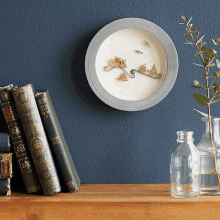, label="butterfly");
[109,57,127,68]
[139,64,157,76]
[134,50,143,54]
[117,72,128,81]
